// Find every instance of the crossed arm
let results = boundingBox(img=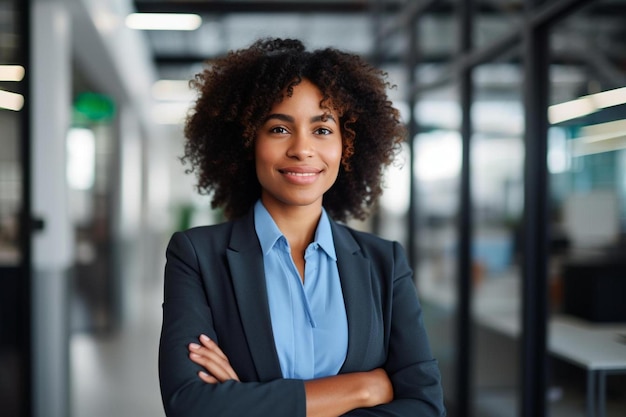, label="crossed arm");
[188,334,393,417]
[160,231,445,417]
